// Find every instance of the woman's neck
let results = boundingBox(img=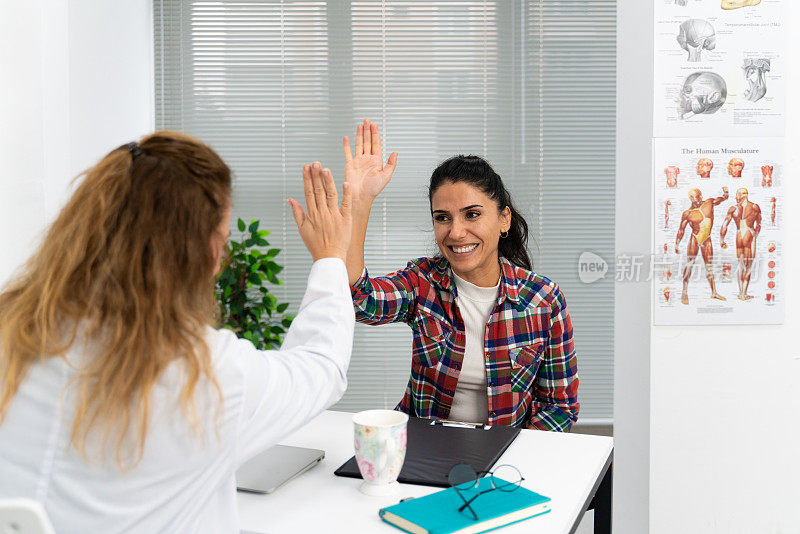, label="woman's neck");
[451,260,501,288]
